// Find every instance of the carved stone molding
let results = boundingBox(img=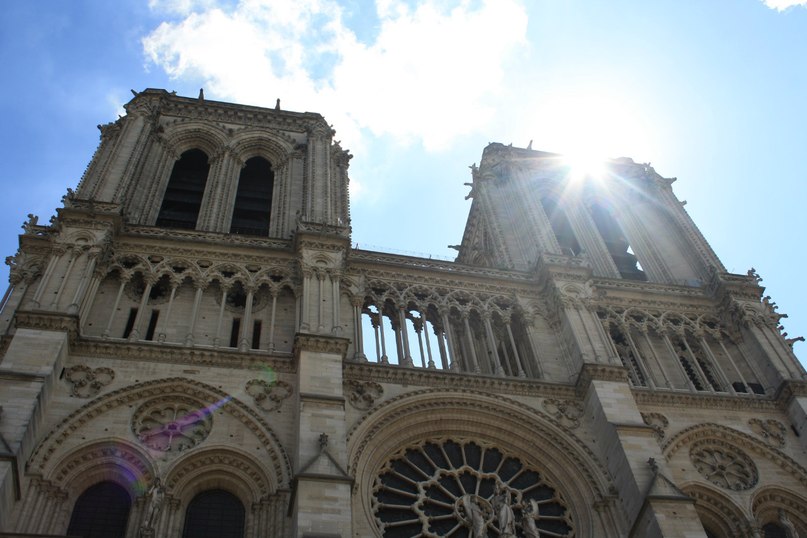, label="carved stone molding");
[132,396,213,452]
[748,418,787,449]
[542,398,584,429]
[575,363,629,395]
[294,333,350,357]
[634,388,778,412]
[343,362,577,400]
[73,338,296,373]
[14,311,79,339]
[344,380,383,410]
[690,441,758,491]
[63,365,115,398]
[641,412,669,441]
[245,379,293,412]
